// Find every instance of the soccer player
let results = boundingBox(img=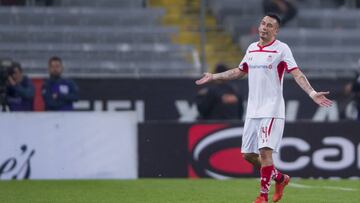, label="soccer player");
[195,13,332,203]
